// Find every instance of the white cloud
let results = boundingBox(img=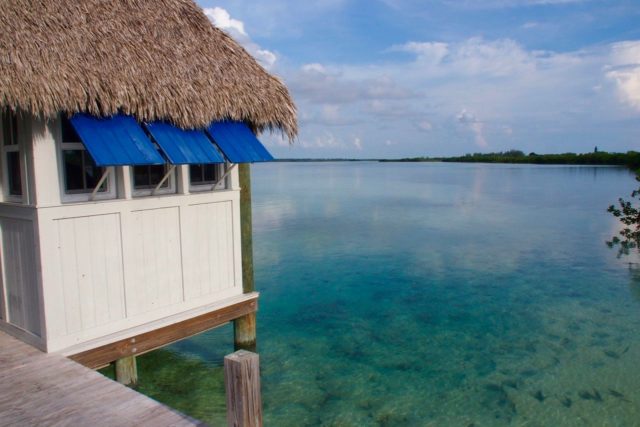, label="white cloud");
[204,7,246,36]
[301,63,327,73]
[606,41,640,111]
[290,63,414,104]
[522,21,540,29]
[353,137,363,150]
[446,0,590,8]
[254,49,277,68]
[203,7,277,69]
[271,34,639,157]
[390,37,538,78]
[299,131,344,149]
[457,109,488,148]
[322,105,341,121]
[457,109,480,124]
[391,42,449,65]
[417,120,433,131]
[449,38,535,76]
[262,133,290,148]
